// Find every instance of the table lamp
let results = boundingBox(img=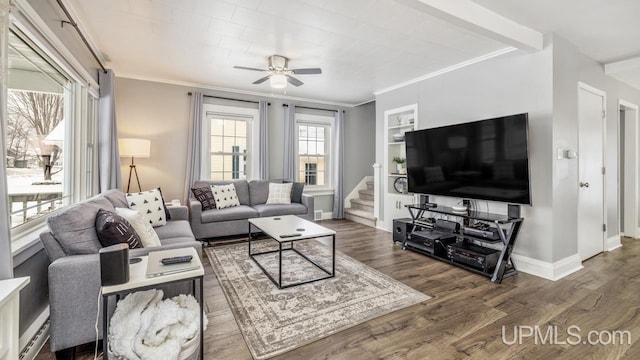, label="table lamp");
[118,138,151,193]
